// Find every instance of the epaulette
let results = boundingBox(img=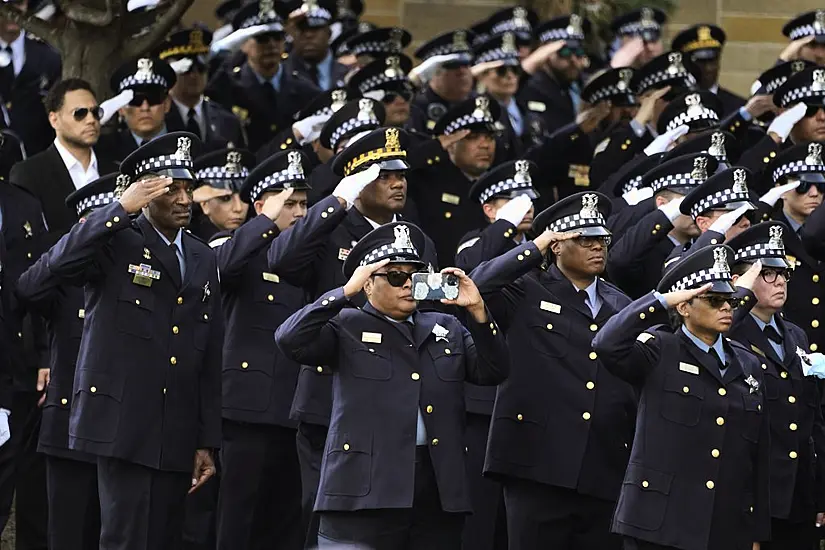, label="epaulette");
[184,229,209,245]
[209,235,232,248]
